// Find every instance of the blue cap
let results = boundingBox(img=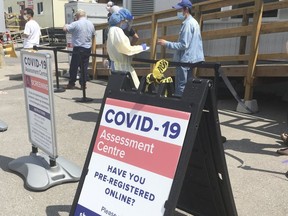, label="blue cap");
[118,8,133,20]
[173,0,192,9]
[108,13,122,26]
